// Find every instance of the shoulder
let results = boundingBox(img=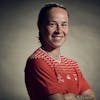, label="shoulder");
[30,48,45,59]
[27,47,46,63]
[61,56,78,66]
[25,48,52,71]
